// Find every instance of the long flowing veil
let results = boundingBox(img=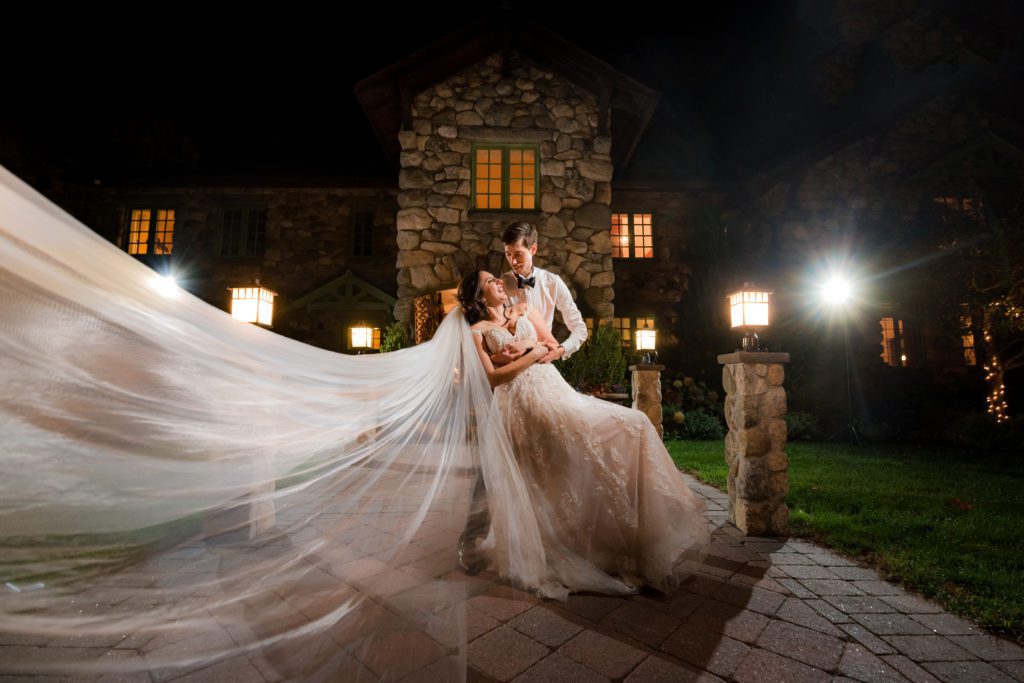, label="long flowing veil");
[0,163,556,679]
